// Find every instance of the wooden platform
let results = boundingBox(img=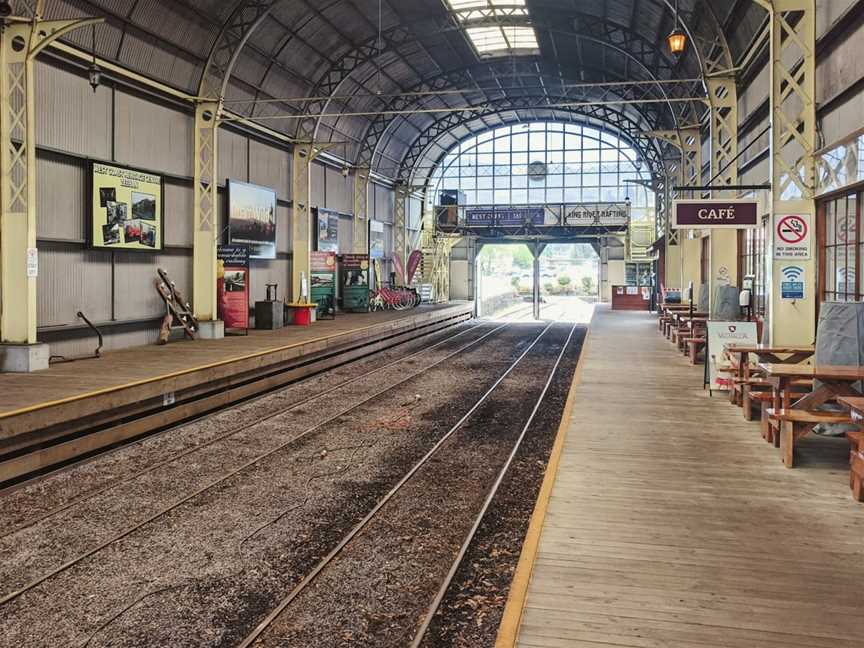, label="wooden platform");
[0,303,472,478]
[513,307,864,647]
